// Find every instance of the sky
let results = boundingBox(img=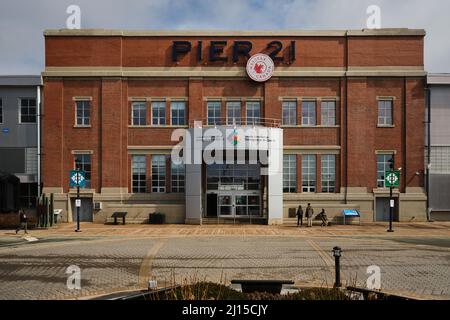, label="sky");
[0,0,449,74]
